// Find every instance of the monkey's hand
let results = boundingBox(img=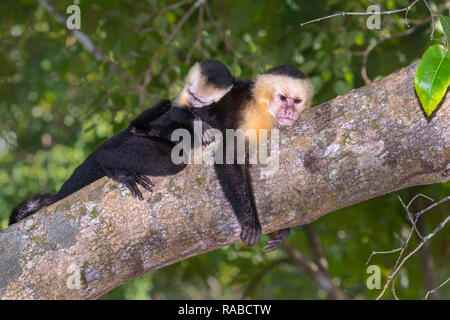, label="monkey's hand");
[240,218,262,247]
[130,126,162,138]
[112,169,154,200]
[129,127,148,137]
[264,228,291,252]
[201,121,216,146]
